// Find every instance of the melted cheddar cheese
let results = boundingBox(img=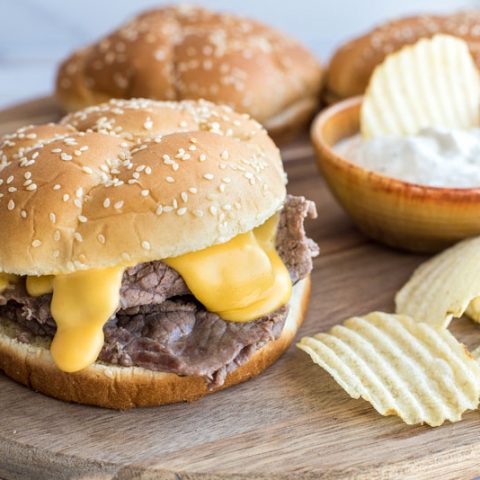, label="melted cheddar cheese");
[0,273,18,293]
[165,214,292,322]
[1,214,292,373]
[26,267,124,373]
[49,266,125,372]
